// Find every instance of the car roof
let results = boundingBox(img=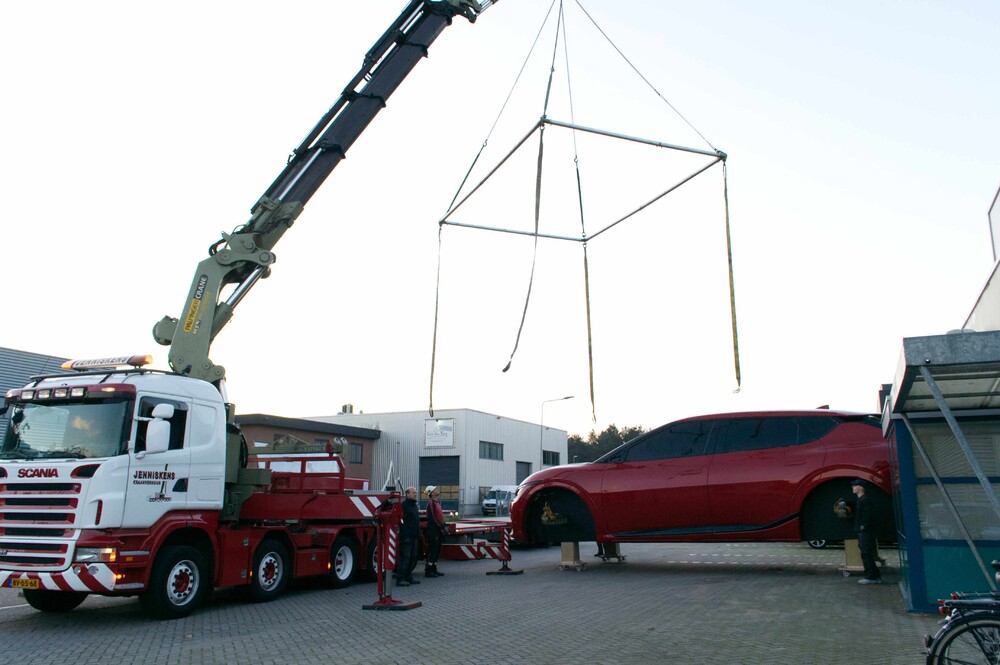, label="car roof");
[673,409,875,422]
